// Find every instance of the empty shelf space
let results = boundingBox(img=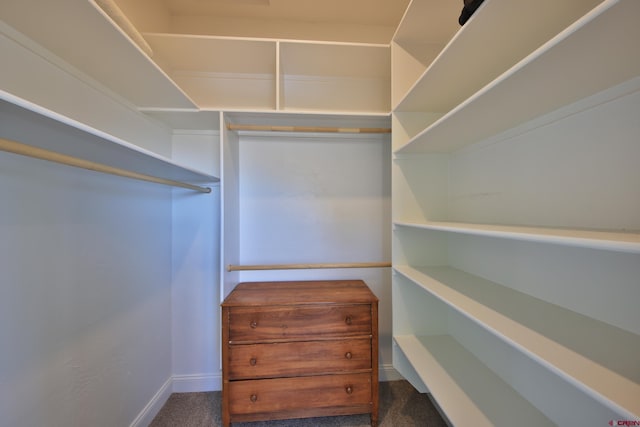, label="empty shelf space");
[394,265,640,418]
[394,334,555,427]
[279,42,390,113]
[394,221,640,254]
[393,0,600,113]
[144,33,277,110]
[396,0,640,153]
